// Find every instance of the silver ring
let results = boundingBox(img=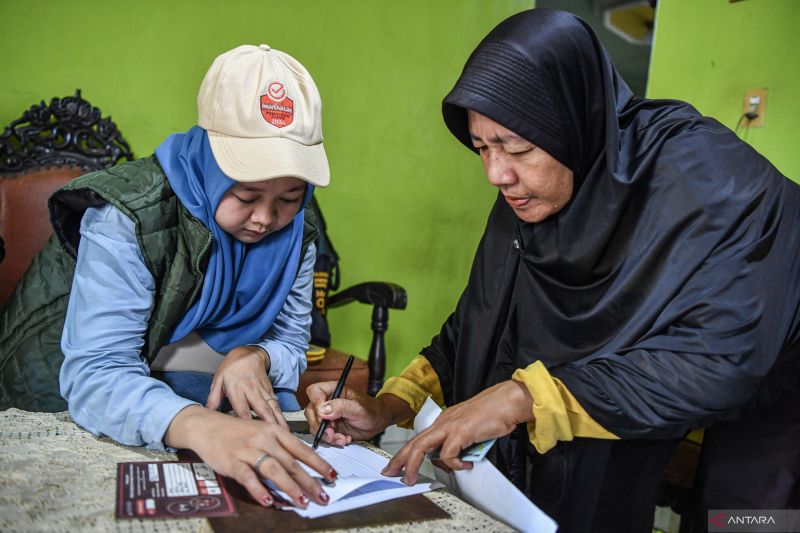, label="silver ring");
[254,452,271,474]
[265,395,278,402]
